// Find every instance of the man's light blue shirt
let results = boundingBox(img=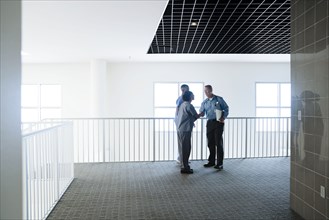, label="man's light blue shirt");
[199,95,229,120]
[176,96,183,107]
